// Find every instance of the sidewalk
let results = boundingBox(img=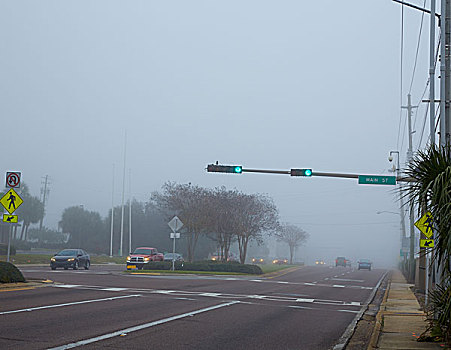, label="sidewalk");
[369,269,447,349]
